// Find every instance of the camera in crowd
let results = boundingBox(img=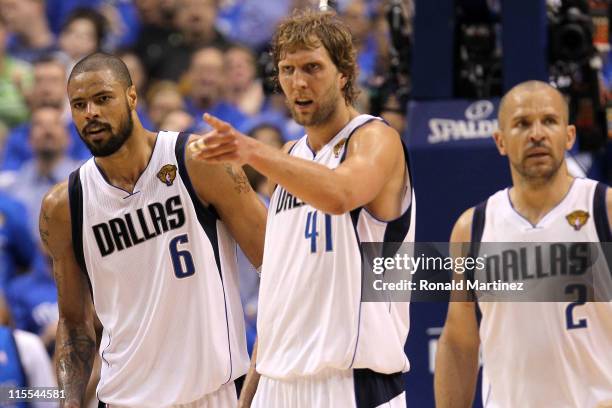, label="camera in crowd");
[369,0,412,119]
[548,0,608,151]
[454,0,503,99]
